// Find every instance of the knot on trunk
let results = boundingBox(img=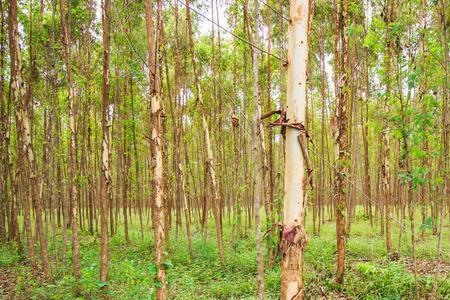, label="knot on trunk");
[231,114,239,127]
